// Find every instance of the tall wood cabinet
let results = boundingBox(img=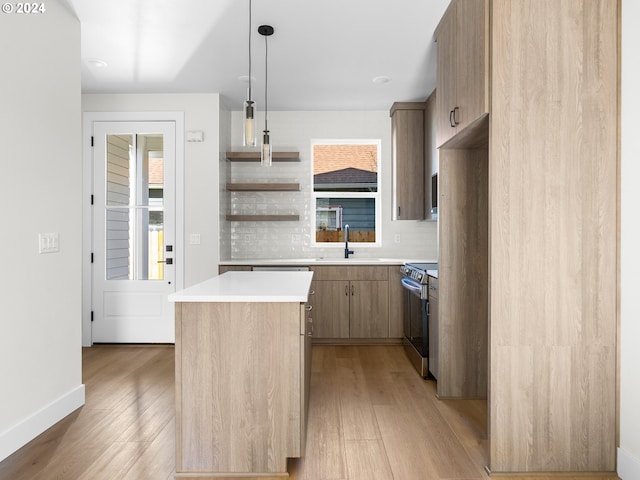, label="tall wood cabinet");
[436,0,618,474]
